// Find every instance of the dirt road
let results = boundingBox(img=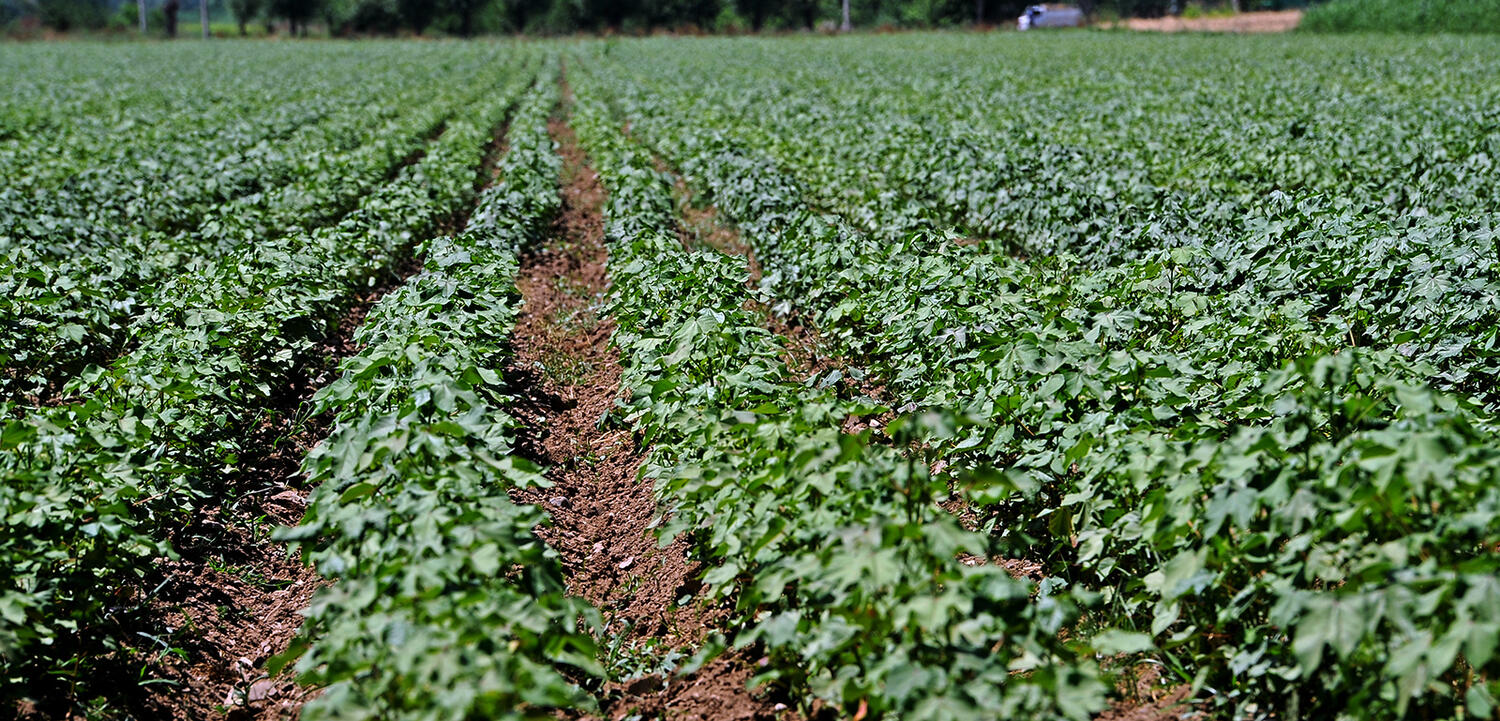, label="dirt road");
[1123,9,1301,33]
